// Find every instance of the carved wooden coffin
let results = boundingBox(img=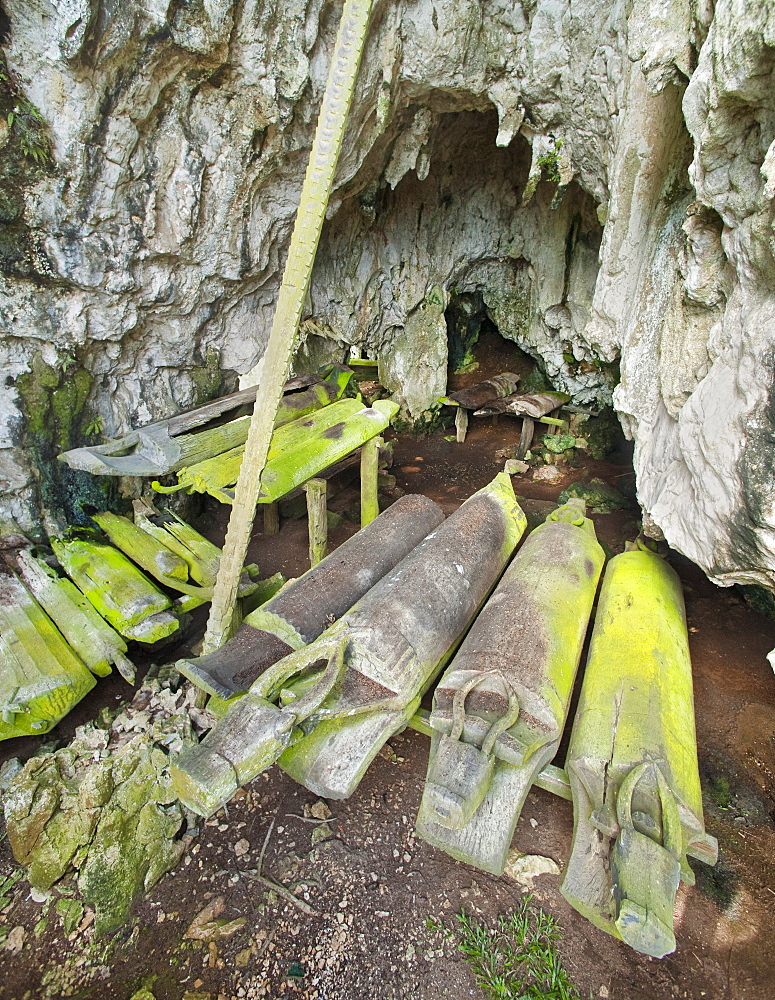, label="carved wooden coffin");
[175,494,445,699]
[171,474,526,816]
[153,398,399,505]
[559,545,718,959]
[58,366,352,478]
[443,373,521,410]
[473,390,571,418]
[415,500,605,873]
[0,565,96,739]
